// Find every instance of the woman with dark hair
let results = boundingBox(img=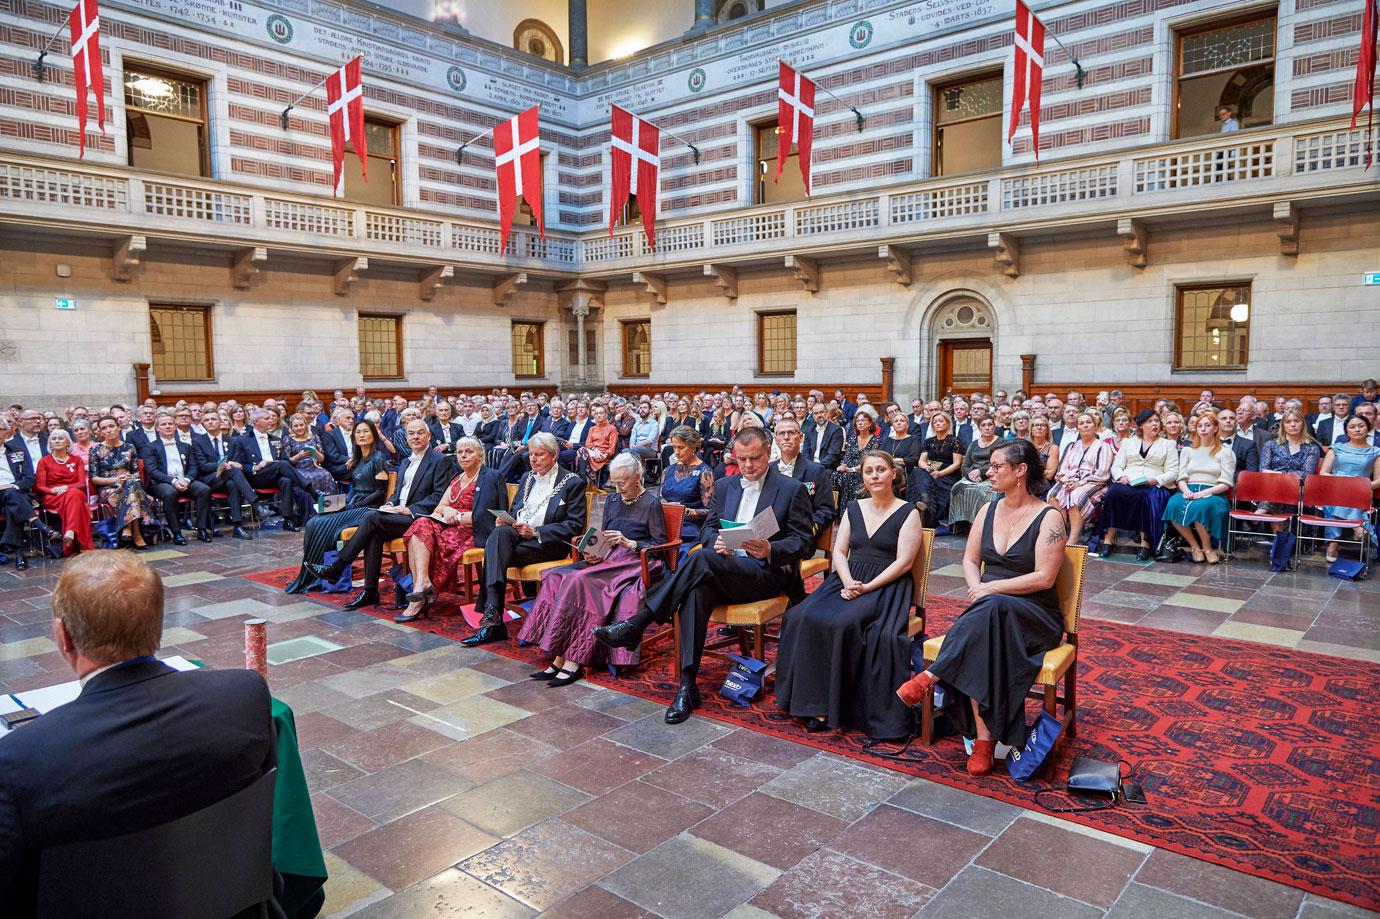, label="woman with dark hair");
[897,439,1066,776]
[285,419,390,593]
[88,414,155,549]
[660,425,714,545]
[1096,409,1178,559]
[777,450,922,740]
